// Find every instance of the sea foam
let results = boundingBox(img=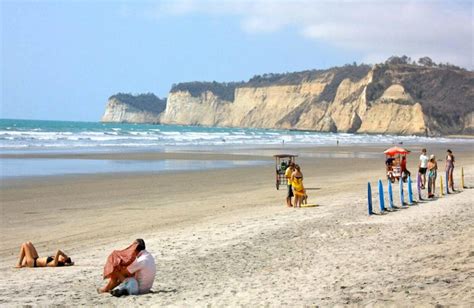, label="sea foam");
[0,119,471,153]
